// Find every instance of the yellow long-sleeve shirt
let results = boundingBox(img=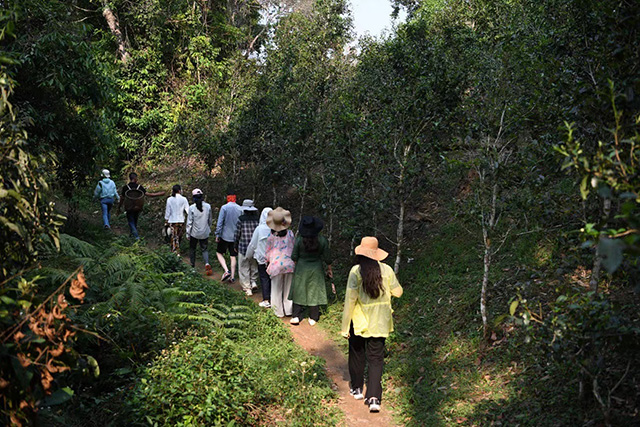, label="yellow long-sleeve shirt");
[341,262,403,338]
